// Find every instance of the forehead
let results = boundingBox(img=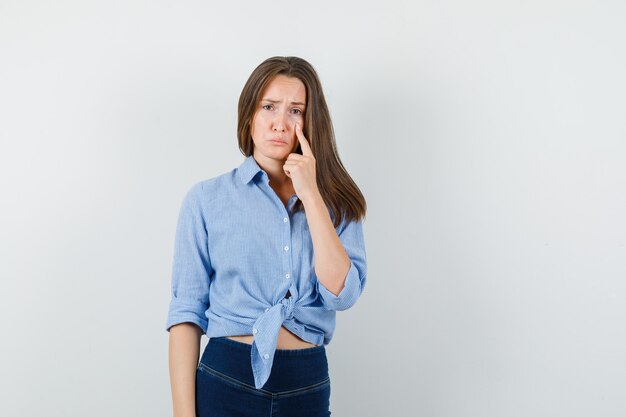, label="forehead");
[261,75,306,104]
